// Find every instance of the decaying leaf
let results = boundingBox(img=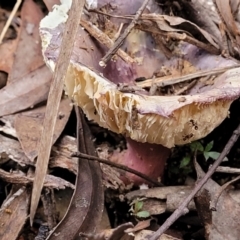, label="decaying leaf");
[0,131,124,191]
[194,161,240,240]
[0,134,30,166]
[15,98,72,161]
[45,109,104,240]
[184,0,222,44]
[214,0,239,37]
[126,186,194,202]
[134,230,181,240]
[0,65,52,117]
[8,0,45,83]
[0,187,30,240]
[139,13,219,49]
[80,222,134,240]
[0,40,18,73]
[0,168,75,189]
[125,186,195,216]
